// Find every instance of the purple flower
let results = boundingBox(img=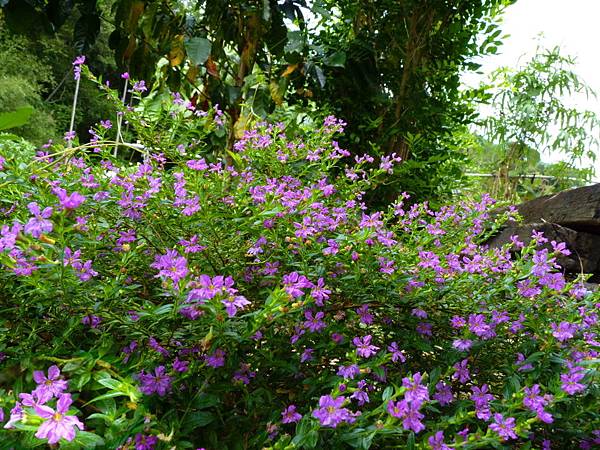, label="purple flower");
[411,308,428,319]
[3,402,24,429]
[24,202,53,238]
[402,372,429,407]
[517,279,541,298]
[337,364,360,379]
[81,315,101,328]
[310,278,331,306]
[147,336,168,357]
[515,353,534,372]
[133,80,147,92]
[191,274,230,300]
[450,315,466,328]
[471,384,493,420]
[560,368,586,395]
[551,322,578,342]
[205,349,226,368]
[233,363,256,385]
[73,63,84,80]
[489,413,517,441]
[281,405,302,424]
[387,400,425,433]
[282,272,314,298]
[304,310,327,332]
[72,260,98,281]
[468,314,494,339]
[350,380,370,406]
[187,159,209,171]
[222,295,251,317]
[151,249,188,284]
[138,366,172,396]
[433,382,453,406]
[428,431,451,450]
[34,393,84,444]
[387,399,407,419]
[352,335,379,358]
[356,305,373,324]
[172,358,189,373]
[134,433,159,450]
[33,365,68,399]
[452,339,473,351]
[416,322,432,336]
[539,272,566,291]
[312,395,358,428]
[19,390,52,408]
[388,342,406,363]
[471,384,493,407]
[53,187,85,209]
[523,384,553,423]
[452,359,470,384]
[300,348,314,362]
